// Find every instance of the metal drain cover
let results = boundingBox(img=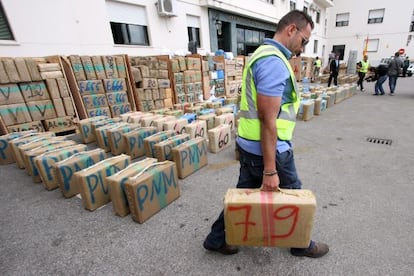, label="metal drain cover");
[366,137,392,145]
